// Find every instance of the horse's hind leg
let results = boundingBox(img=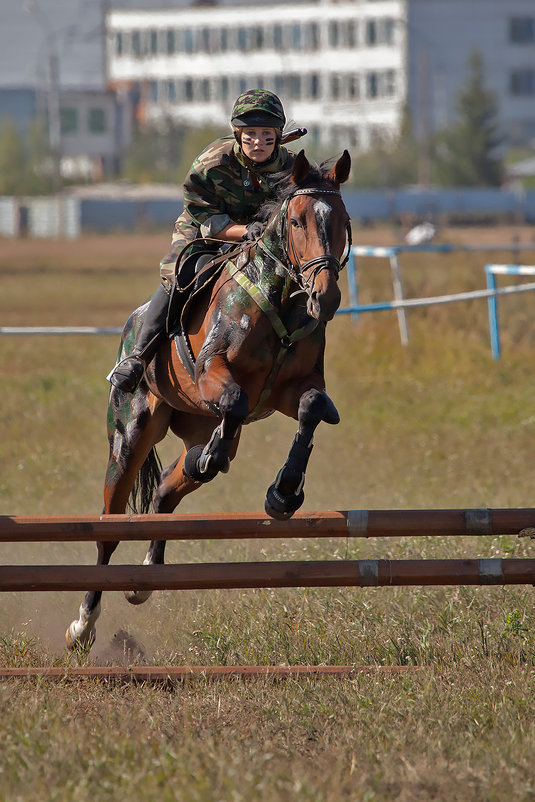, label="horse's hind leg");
[66,387,171,647]
[65,540,118,649]
[266,387,340,520]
